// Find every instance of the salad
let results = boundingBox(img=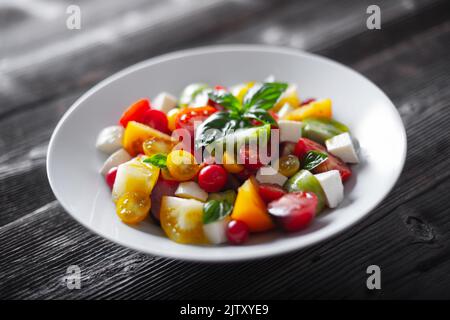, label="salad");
[96,80,359,245]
